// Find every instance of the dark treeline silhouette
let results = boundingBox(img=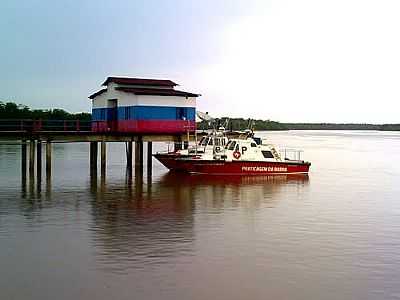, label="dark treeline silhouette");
[0,101,91,120]
[198,118,288,131]
[285,123,400,131]
[199,118,400,131]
